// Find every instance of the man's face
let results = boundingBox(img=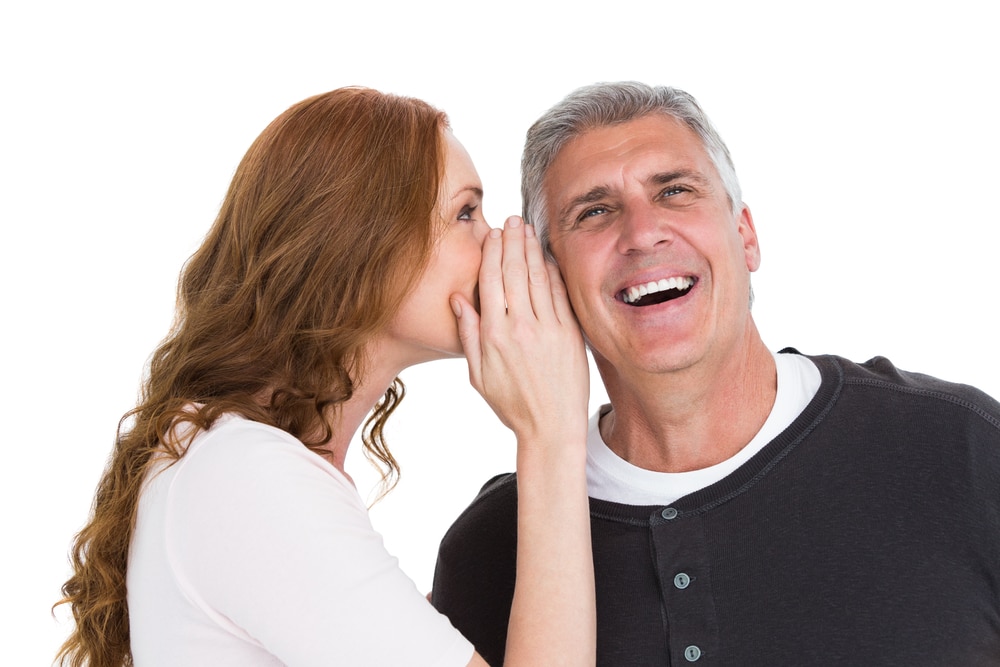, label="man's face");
[544,113,760,379]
